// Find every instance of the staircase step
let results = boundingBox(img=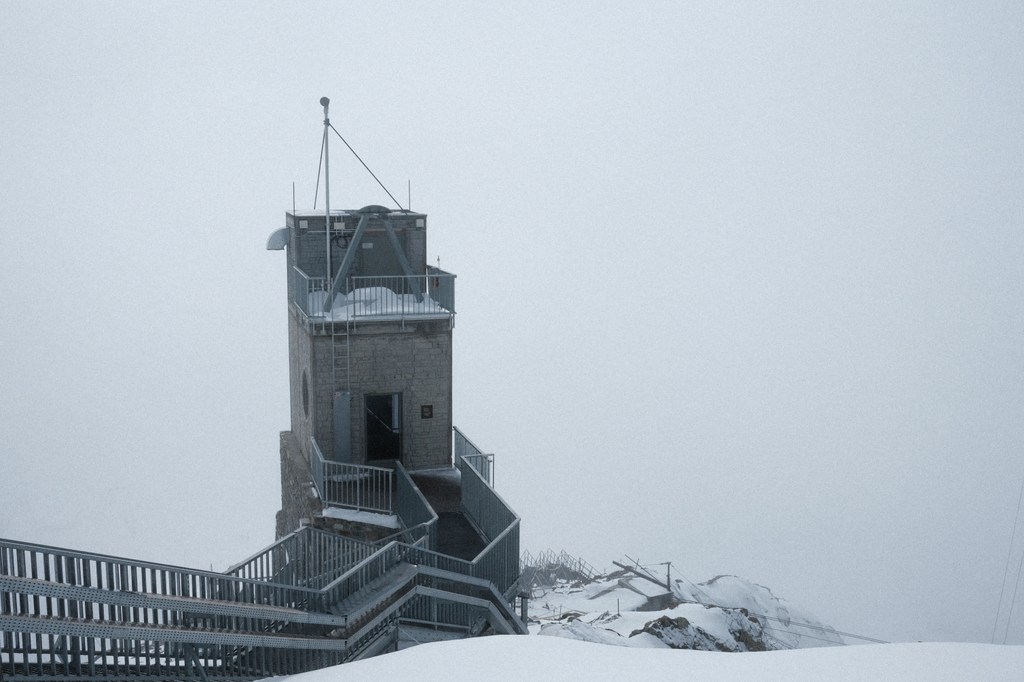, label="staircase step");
[0,575,345,626]
[0,613,348,651]
[329,563,418,626]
